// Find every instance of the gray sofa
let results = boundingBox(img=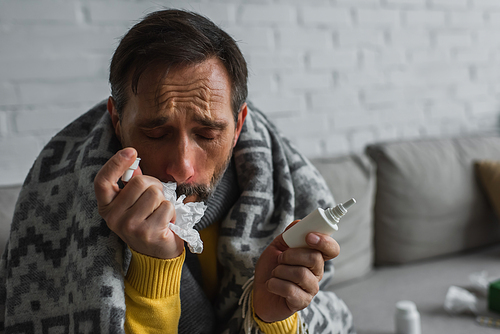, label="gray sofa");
[2,135,500,333]
[311,134,500,334]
